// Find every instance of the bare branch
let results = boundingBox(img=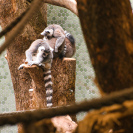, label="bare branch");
[44,0,78,16]
[0,87,133,126]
